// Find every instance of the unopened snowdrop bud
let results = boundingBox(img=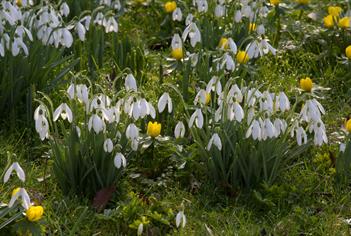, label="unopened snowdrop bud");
[207,133,222,150]
[137,223,143,236]
[67,84,75,99]
[264,119,276,138]
[9,188,30,210]
[158,92,173,113]
[60,2,70,17]
[4,162,25,183]
[340,143,346,153]
[88,114,105,134]
[76,22,86,41]
[174,121,186,138]
[224,53,235,71]
[215,4,225,17]
[176,211,186,228]
[125,74,137,92]
[189,109,204,128]
[103,139,113,153]
[114,153,126,168]
[234,10,242,22]
[257,25,265,35]
[172,8,182,21]
[126,123,139,140]
[53,103,73,123]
